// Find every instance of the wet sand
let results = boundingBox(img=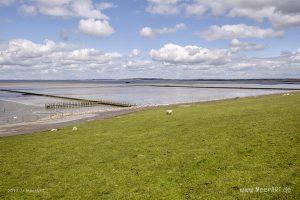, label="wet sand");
[0,100,49,125]
[0,107,146,137]
[0,99,146,137]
